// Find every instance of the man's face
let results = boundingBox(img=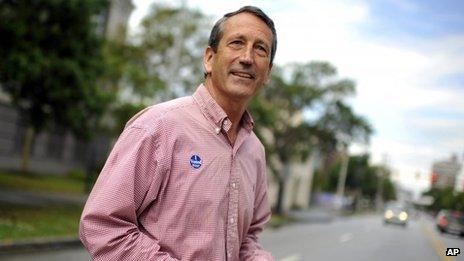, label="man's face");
[204,12,273,103]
